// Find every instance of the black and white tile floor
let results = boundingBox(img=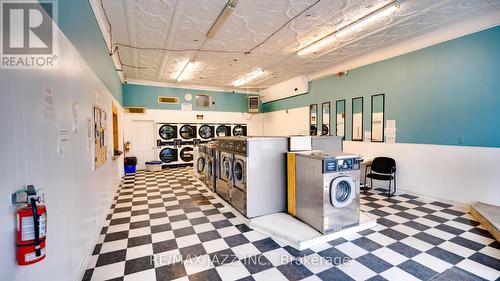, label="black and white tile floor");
[82,168,500,281]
